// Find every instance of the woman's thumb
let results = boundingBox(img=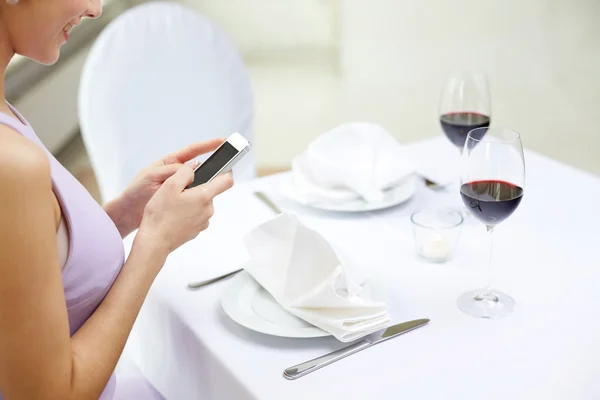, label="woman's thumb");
[164,165,195,191]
